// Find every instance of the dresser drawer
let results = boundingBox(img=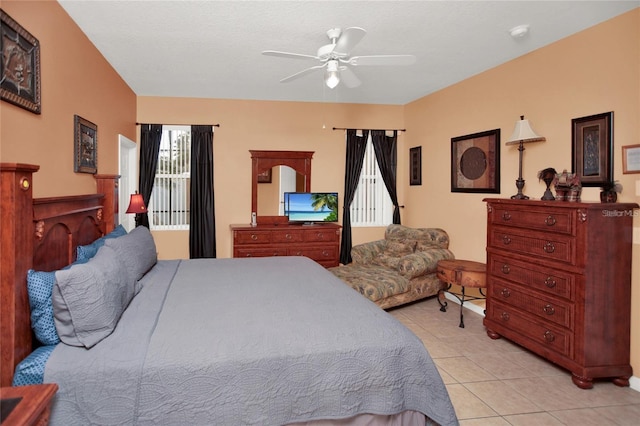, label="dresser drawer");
[234,230,272,244]
[235,247,287,258]
[490,278,573,328]
[303,228,339,242]
[489,228,575,265]
[487,300,572,358]
[490,204,574,235]
[271,230,304,243]
[488,254,574,300]
[288,246,338,262]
